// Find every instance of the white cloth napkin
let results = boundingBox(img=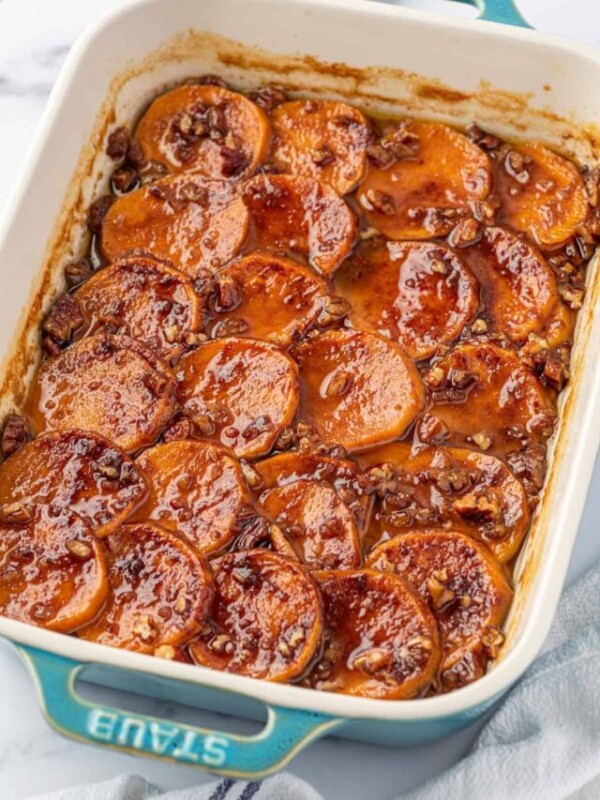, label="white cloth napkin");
[26,562,600,800]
